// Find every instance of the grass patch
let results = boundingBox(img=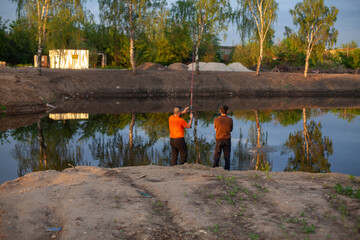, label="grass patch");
[249,233,259,240]
[334,183,360,199]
